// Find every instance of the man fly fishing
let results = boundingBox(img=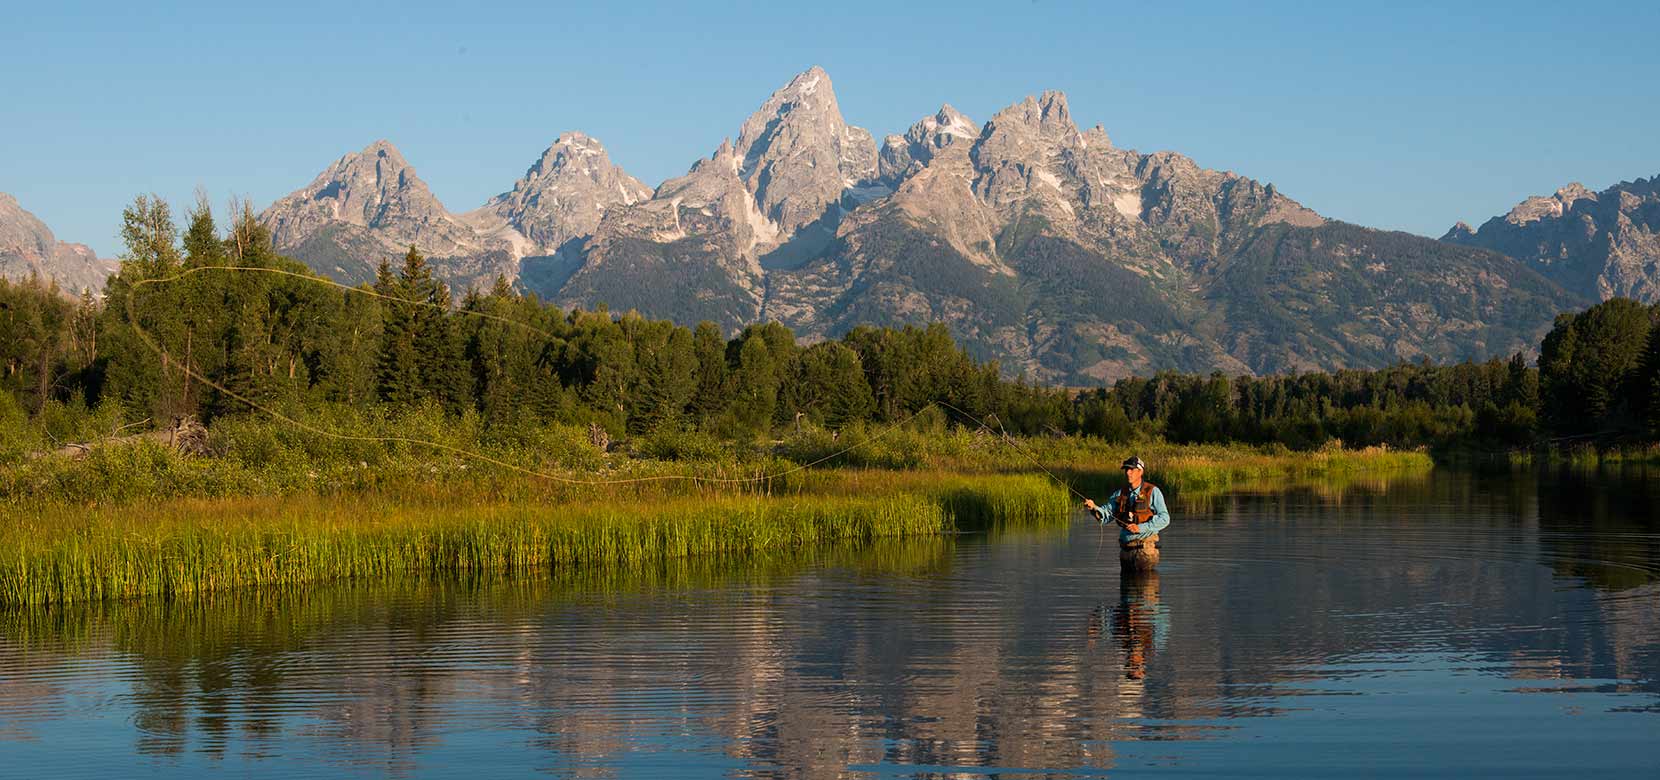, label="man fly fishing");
[1083,456,1169,571]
